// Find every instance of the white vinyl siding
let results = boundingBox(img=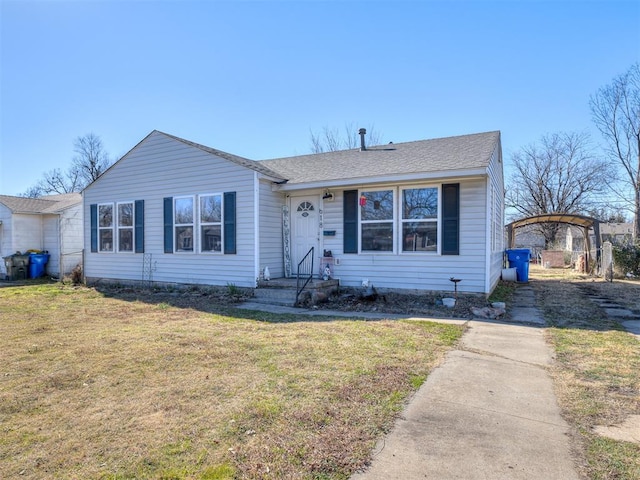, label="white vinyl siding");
[83,131,258,288]
[58,204,83,276]
[486,142,505,293]
[258,179,285,279]
[321,180,488,293]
